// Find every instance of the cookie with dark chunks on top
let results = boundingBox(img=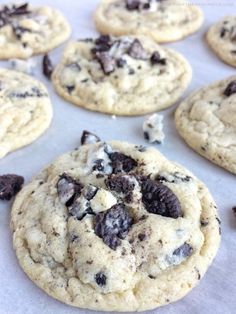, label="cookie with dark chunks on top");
[0,3,71,59]
[206,16,236,67]
[0,174,24,200]
[11,140,220,311]
[95,0,203,44]
[52,34,192,115]
[175,76,236,174]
